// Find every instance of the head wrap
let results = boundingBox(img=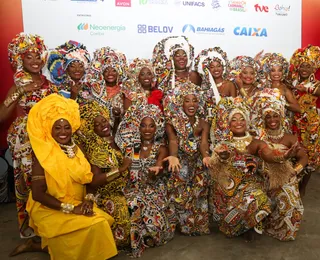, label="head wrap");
[128,58,154,80]
[8,33,47,87]
[27,94,91,198]
[260,53,289,81]
[46,40,91,85]
[228,55,260,81]
[289,45,320,81]
[194,47,230,104]
[250,88,288,137]
[152,36,194,90]
[211,97,250,144]
[115,104,164,155]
